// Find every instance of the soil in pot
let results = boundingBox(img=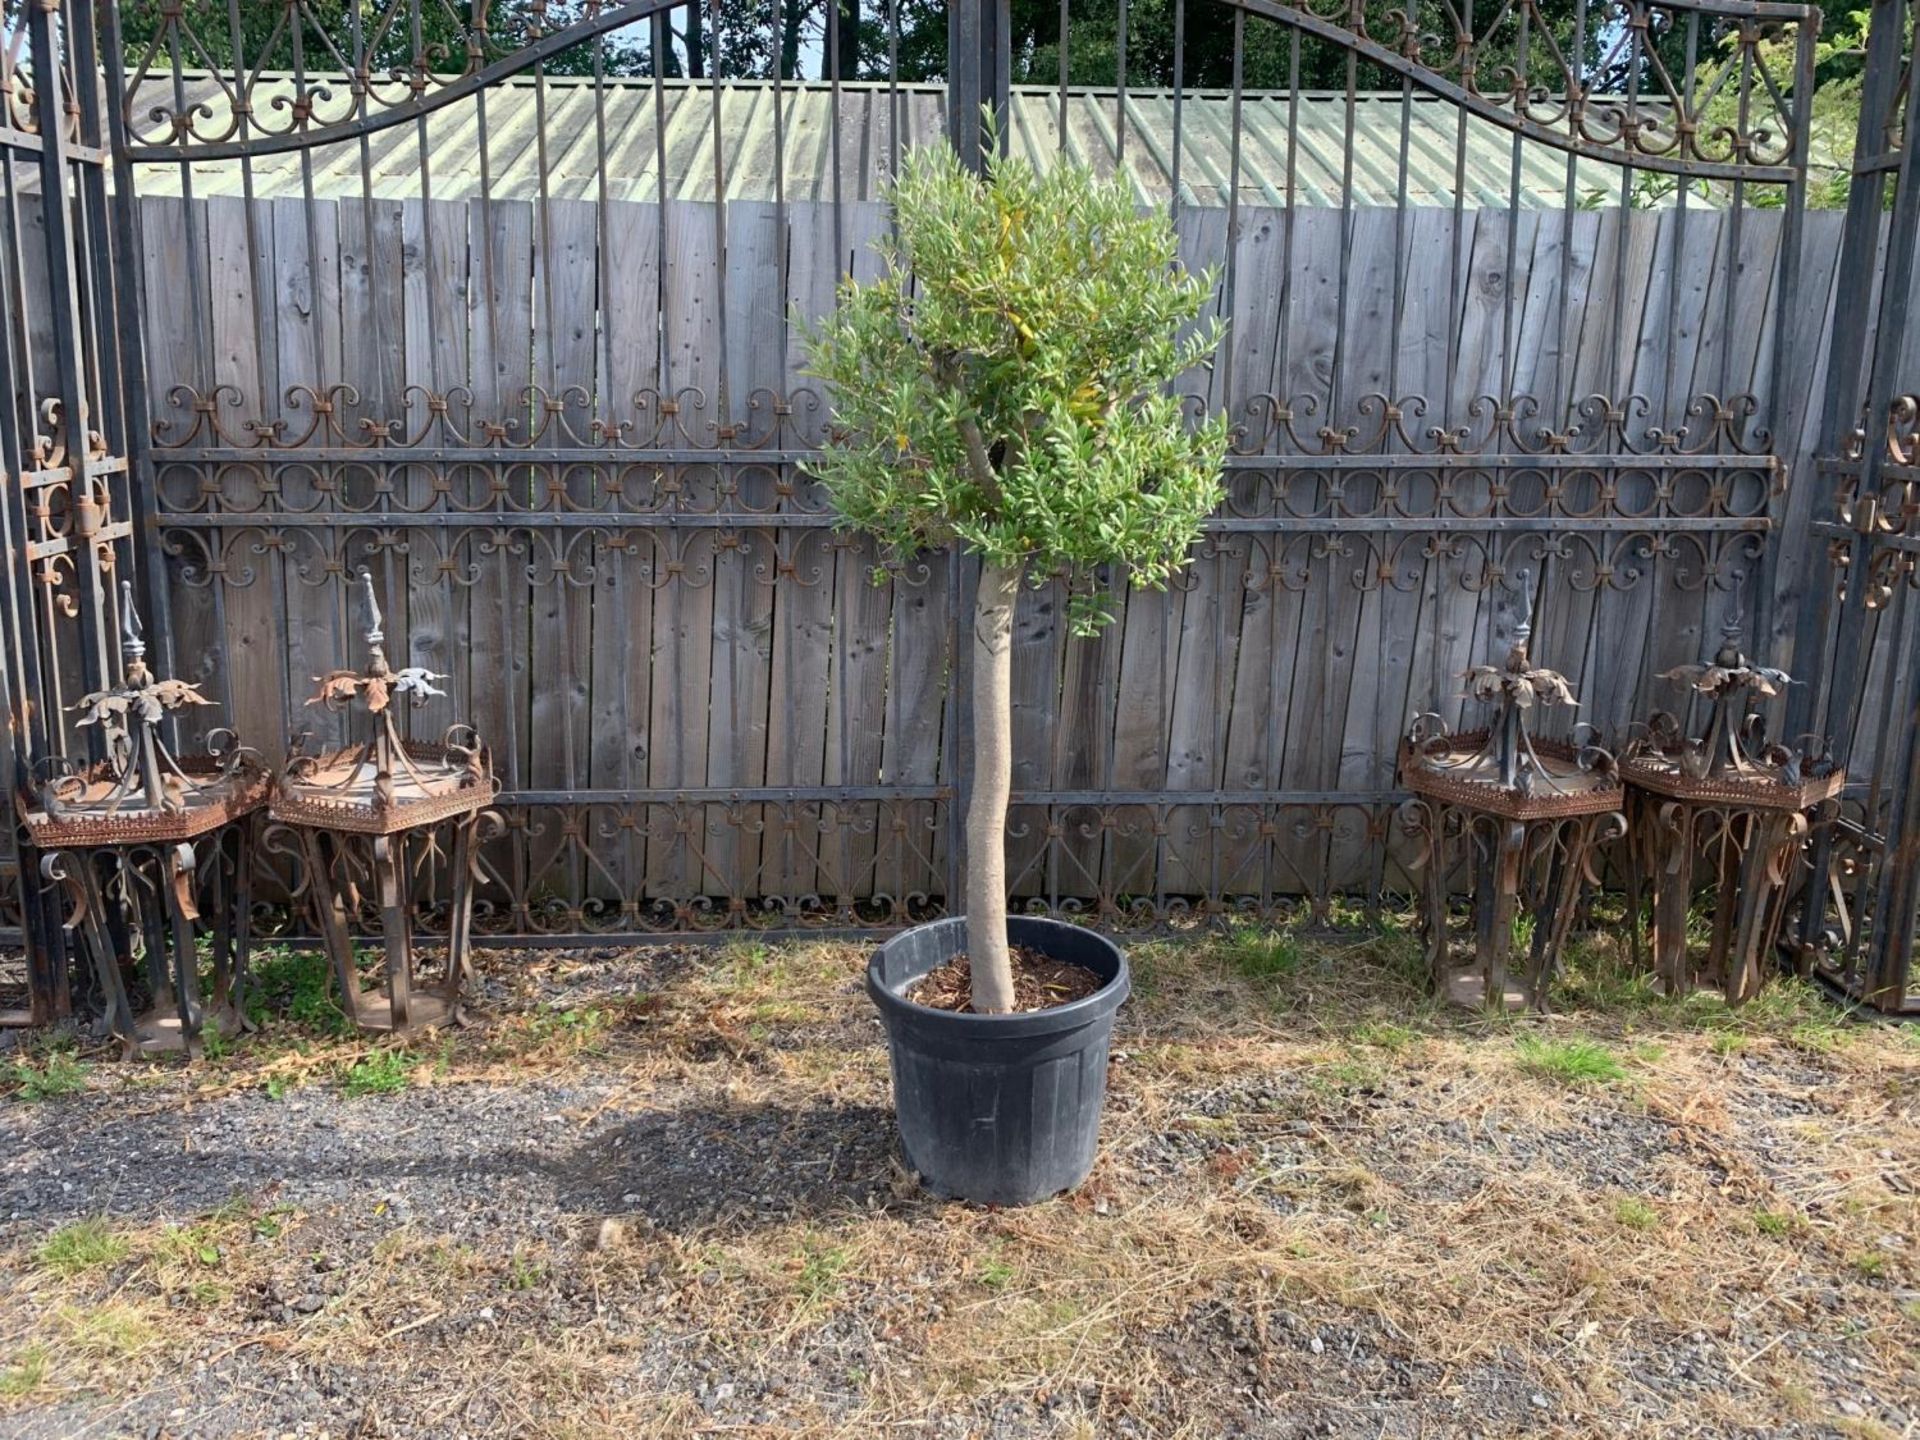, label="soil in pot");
[909,946,1103,1013]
